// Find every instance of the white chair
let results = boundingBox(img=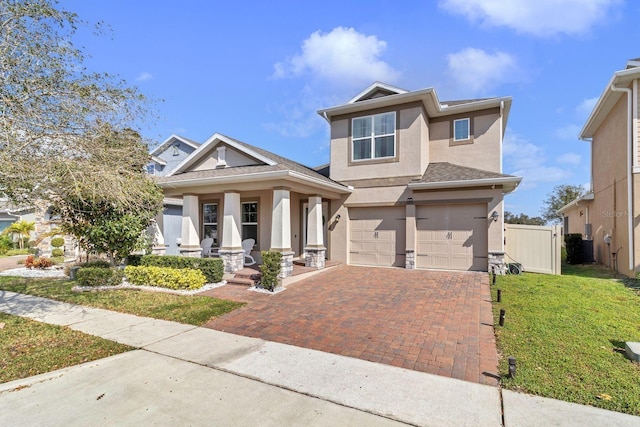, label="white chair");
[200,238,214,258]
[241,238,256,266]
